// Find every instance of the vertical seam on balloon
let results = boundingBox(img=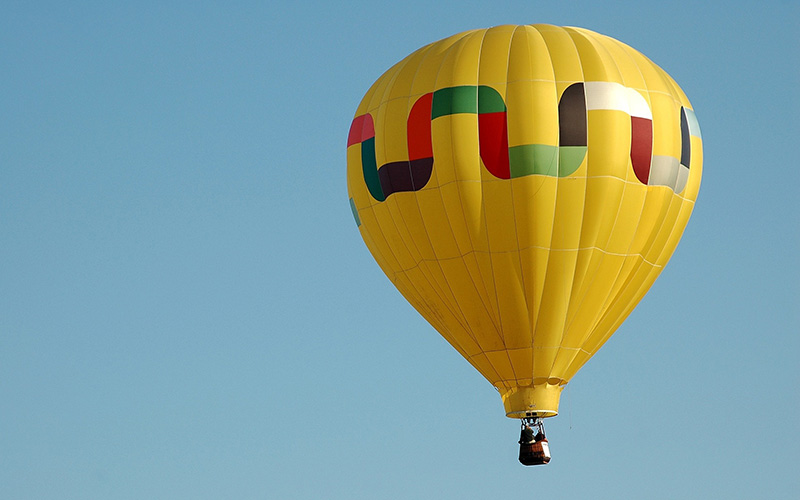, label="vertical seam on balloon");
[520,26,544,386]
[463,28,509,362]
[357,71,408,295]
[386,50,460,345]
[473,32,507,336]
[528,25,565,388]
[522,25,553,387]
[438,29,509,375]
[552,26,578,385]
[458,32,502,332]
[368,49,460,349]
[557,30,638,380]
[565,30,641,373]
[362,31,504,381]
[415,30,490,359]
[473,30,512,388]
[373,59,418,277]
[559,34,648,377]
[456,28,508,386]
[591,69,696,344]
[569,29,641,372]
[542,28,589,380]
[524,24,557,388]
[550,25,612,382]
[497,23,524,385]
[605,70,686,329]
[524,25,545,390]
[411,33,485,358]
[431,31,498,357]
[561,30,633,377]
[568,55,688,372]
[570,37,656,362]
[531,25,581,385]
